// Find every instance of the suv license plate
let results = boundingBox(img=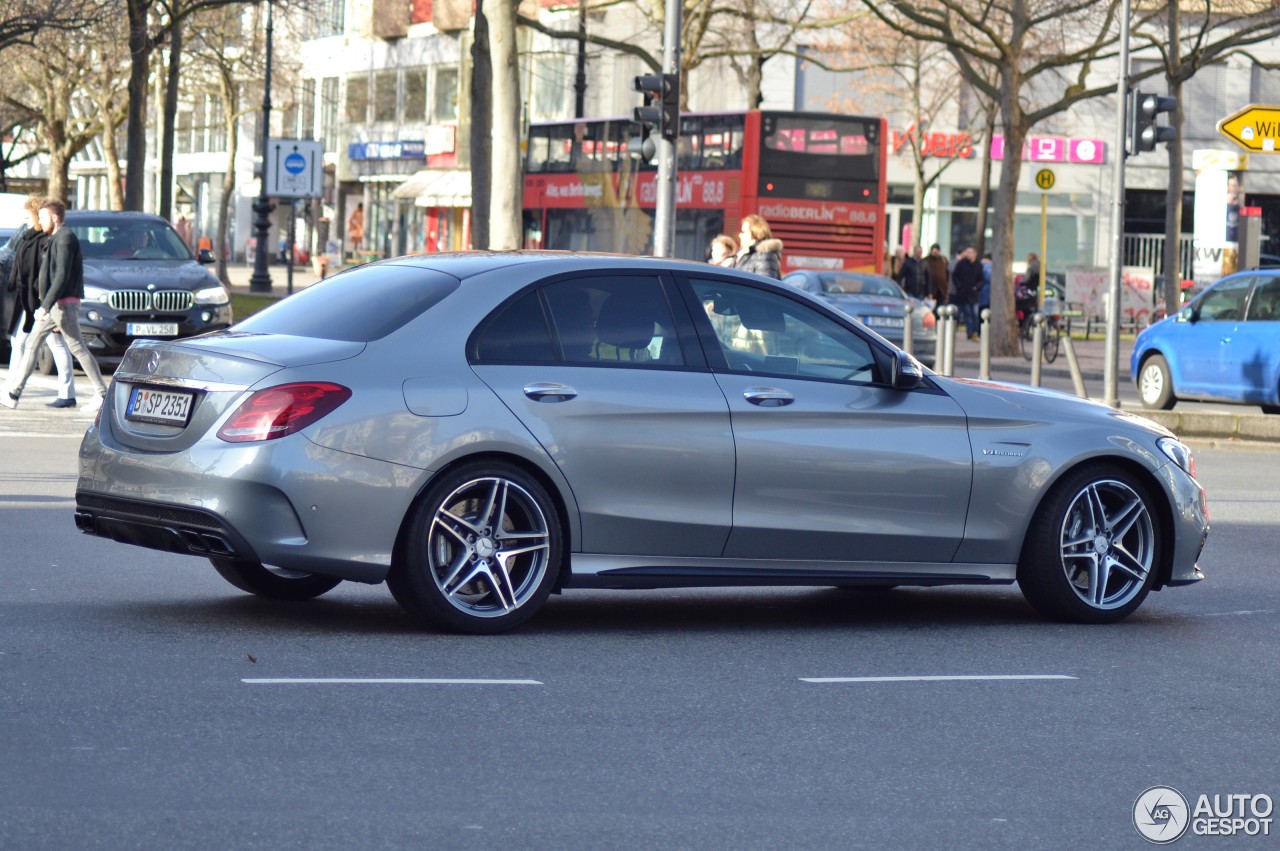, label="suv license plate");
[128,322,179,336]
[126,386,195,426]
